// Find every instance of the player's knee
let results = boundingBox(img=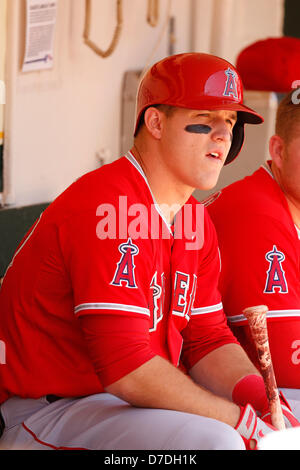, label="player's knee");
[211,423,245,450]
[198,421,245,450]
[168,416,245,450]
